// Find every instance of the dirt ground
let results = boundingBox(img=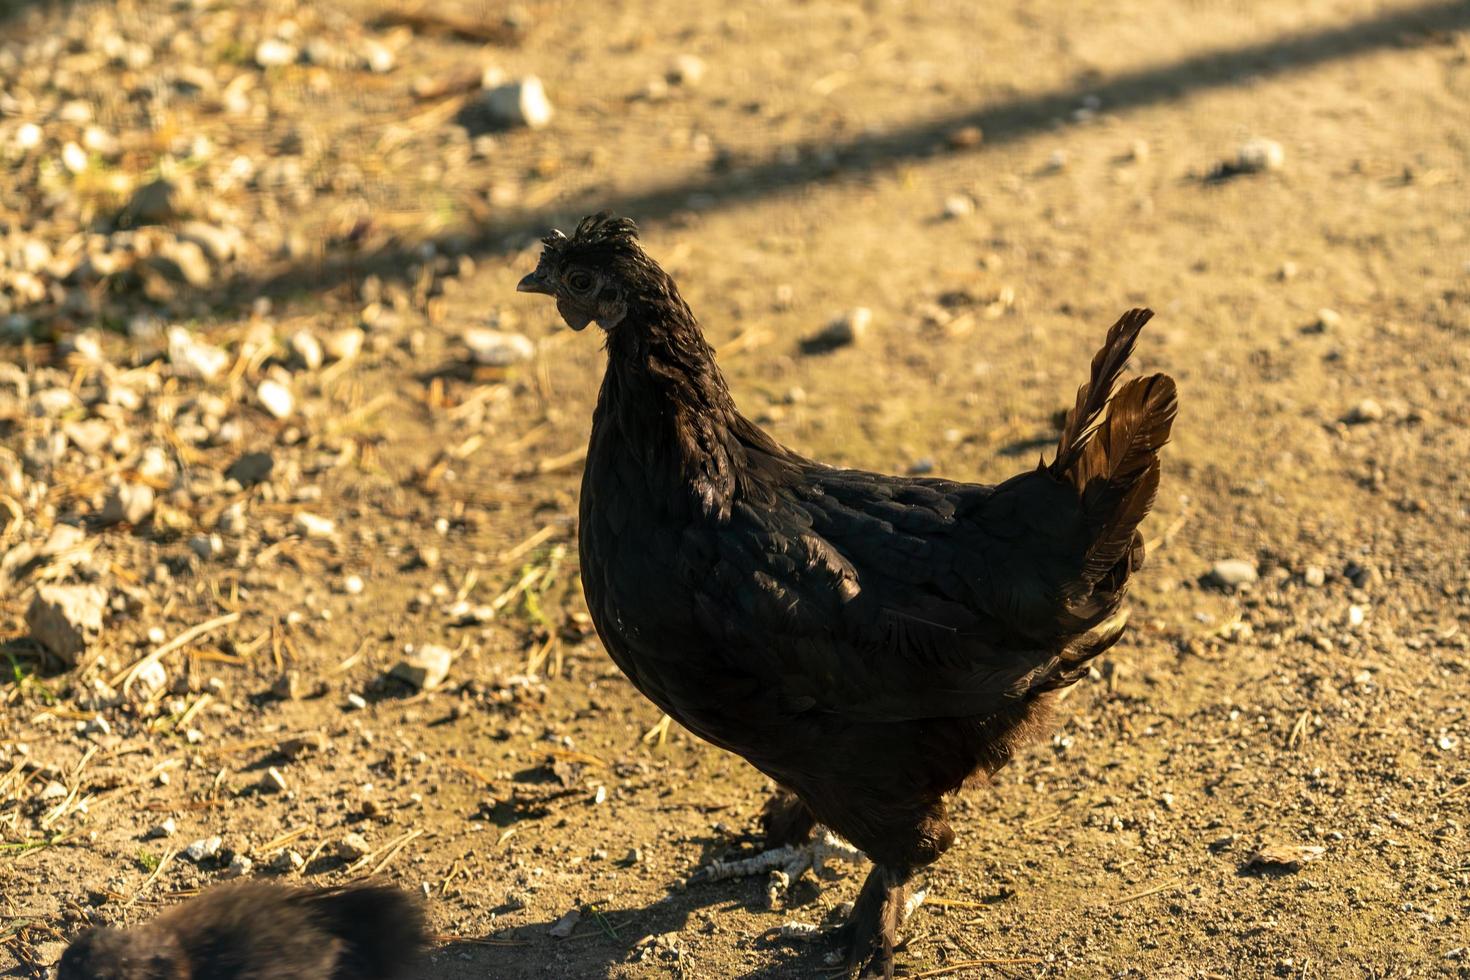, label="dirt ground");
[2,0,1469,977]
